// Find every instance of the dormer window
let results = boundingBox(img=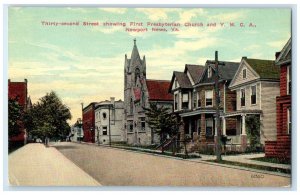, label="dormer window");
[243,69,247,79]
[208,66,212,78]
